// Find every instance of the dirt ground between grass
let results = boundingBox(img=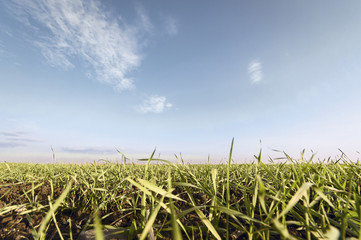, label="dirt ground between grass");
[0,181,305,240]
[0,182,140,240]
[0,182,204,240]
